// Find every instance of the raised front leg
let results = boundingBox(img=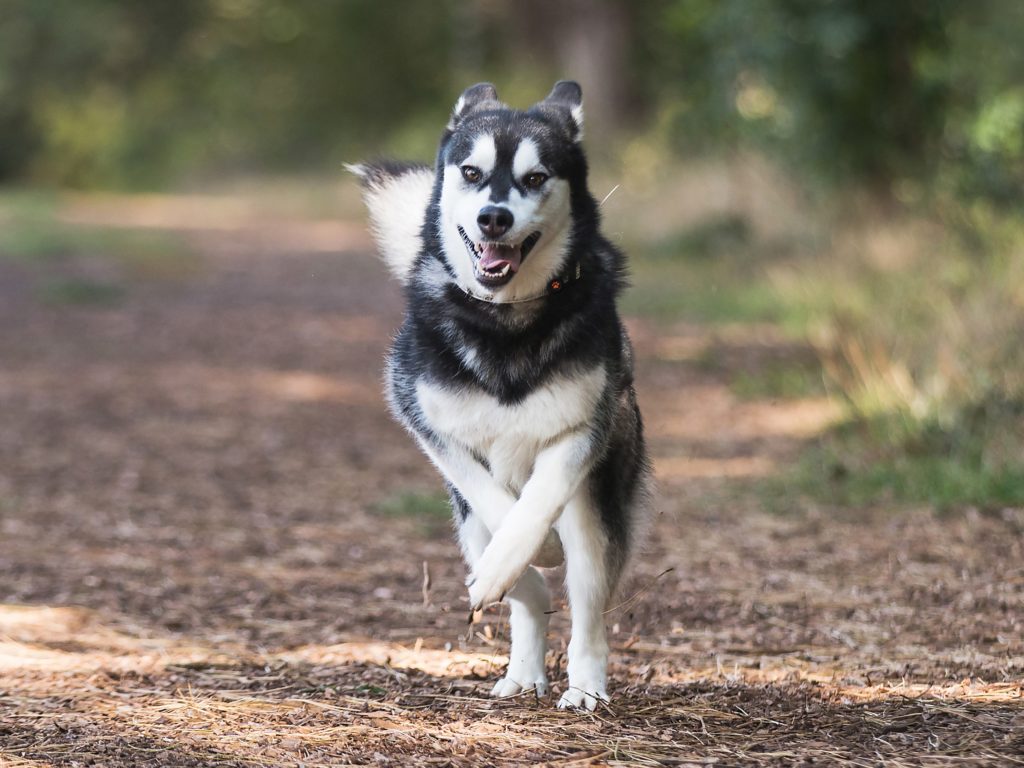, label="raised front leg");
[467,431,593,610]
[419,437,563,567]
